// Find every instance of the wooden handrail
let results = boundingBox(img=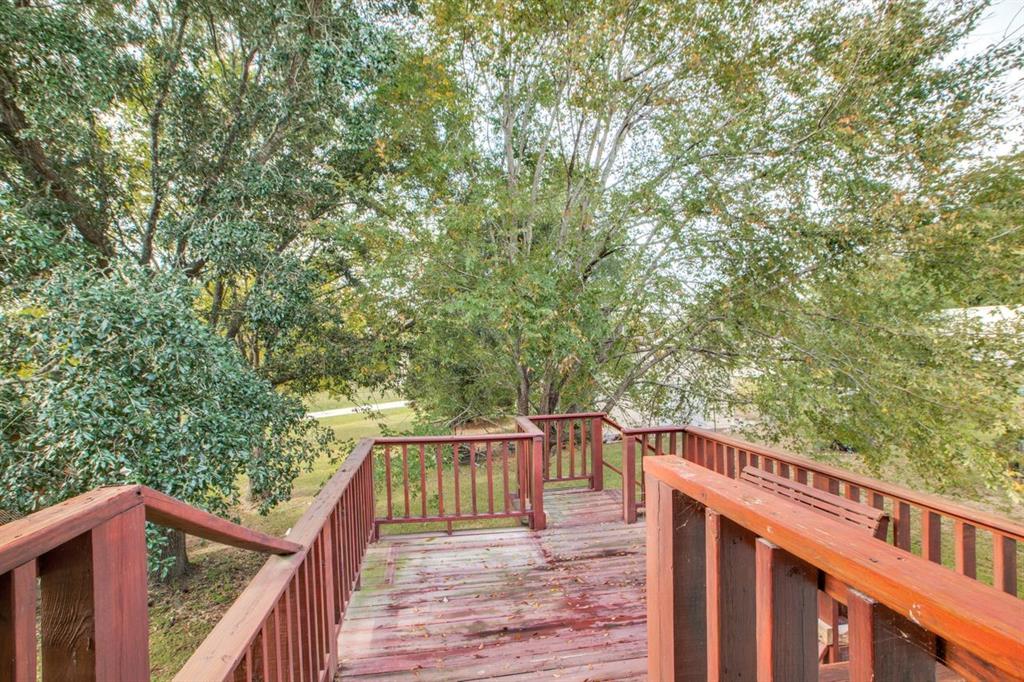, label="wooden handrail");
[0,485,299,576]
[514,415,544,435]
[0,486,142,575]
[683,425,1024,541]
[644,455,1024,679]
[177,438,377,680]
[0,483,304,680]
[375,432,533,444]
[141,487,301,554]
